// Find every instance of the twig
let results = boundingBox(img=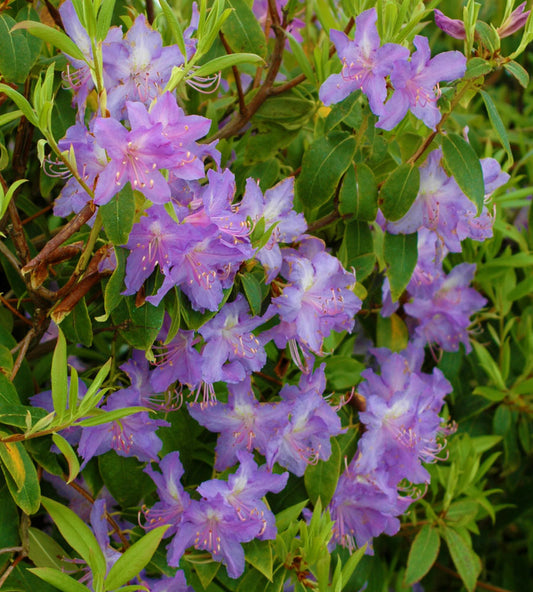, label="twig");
[208,0,286,141]
[435,562,511,592]
[21,202,96,275]
[22,204,53,226]
[0,551,25,588]
[0,294,33,327]
[68,481,130,550]
[219,31,247,117]
[10,329,34,381]
[146,0,155,24]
